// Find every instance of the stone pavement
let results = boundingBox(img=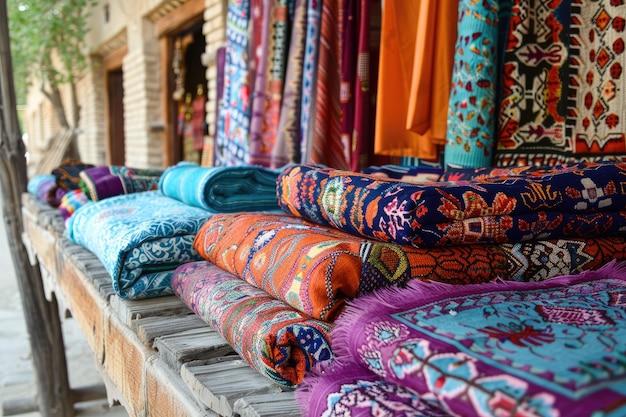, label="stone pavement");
[0,193,128,417]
